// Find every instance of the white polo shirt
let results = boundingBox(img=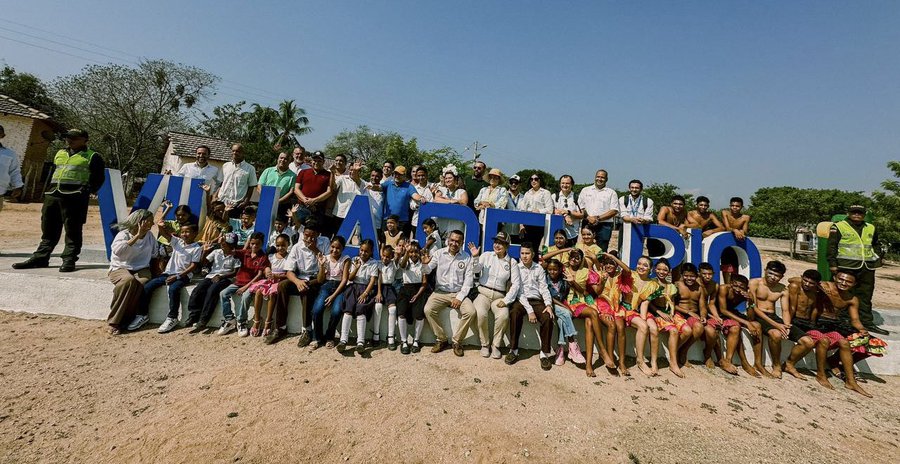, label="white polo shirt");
[176,162,221,192]
[578,185,619,223]
[217,160,257,207]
